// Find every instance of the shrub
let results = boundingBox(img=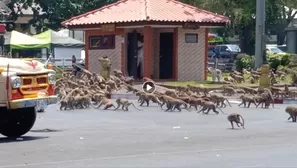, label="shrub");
[267,53,292,70]
[287,54,297,68]
[235,53,294,71]
[235,53,255,71]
